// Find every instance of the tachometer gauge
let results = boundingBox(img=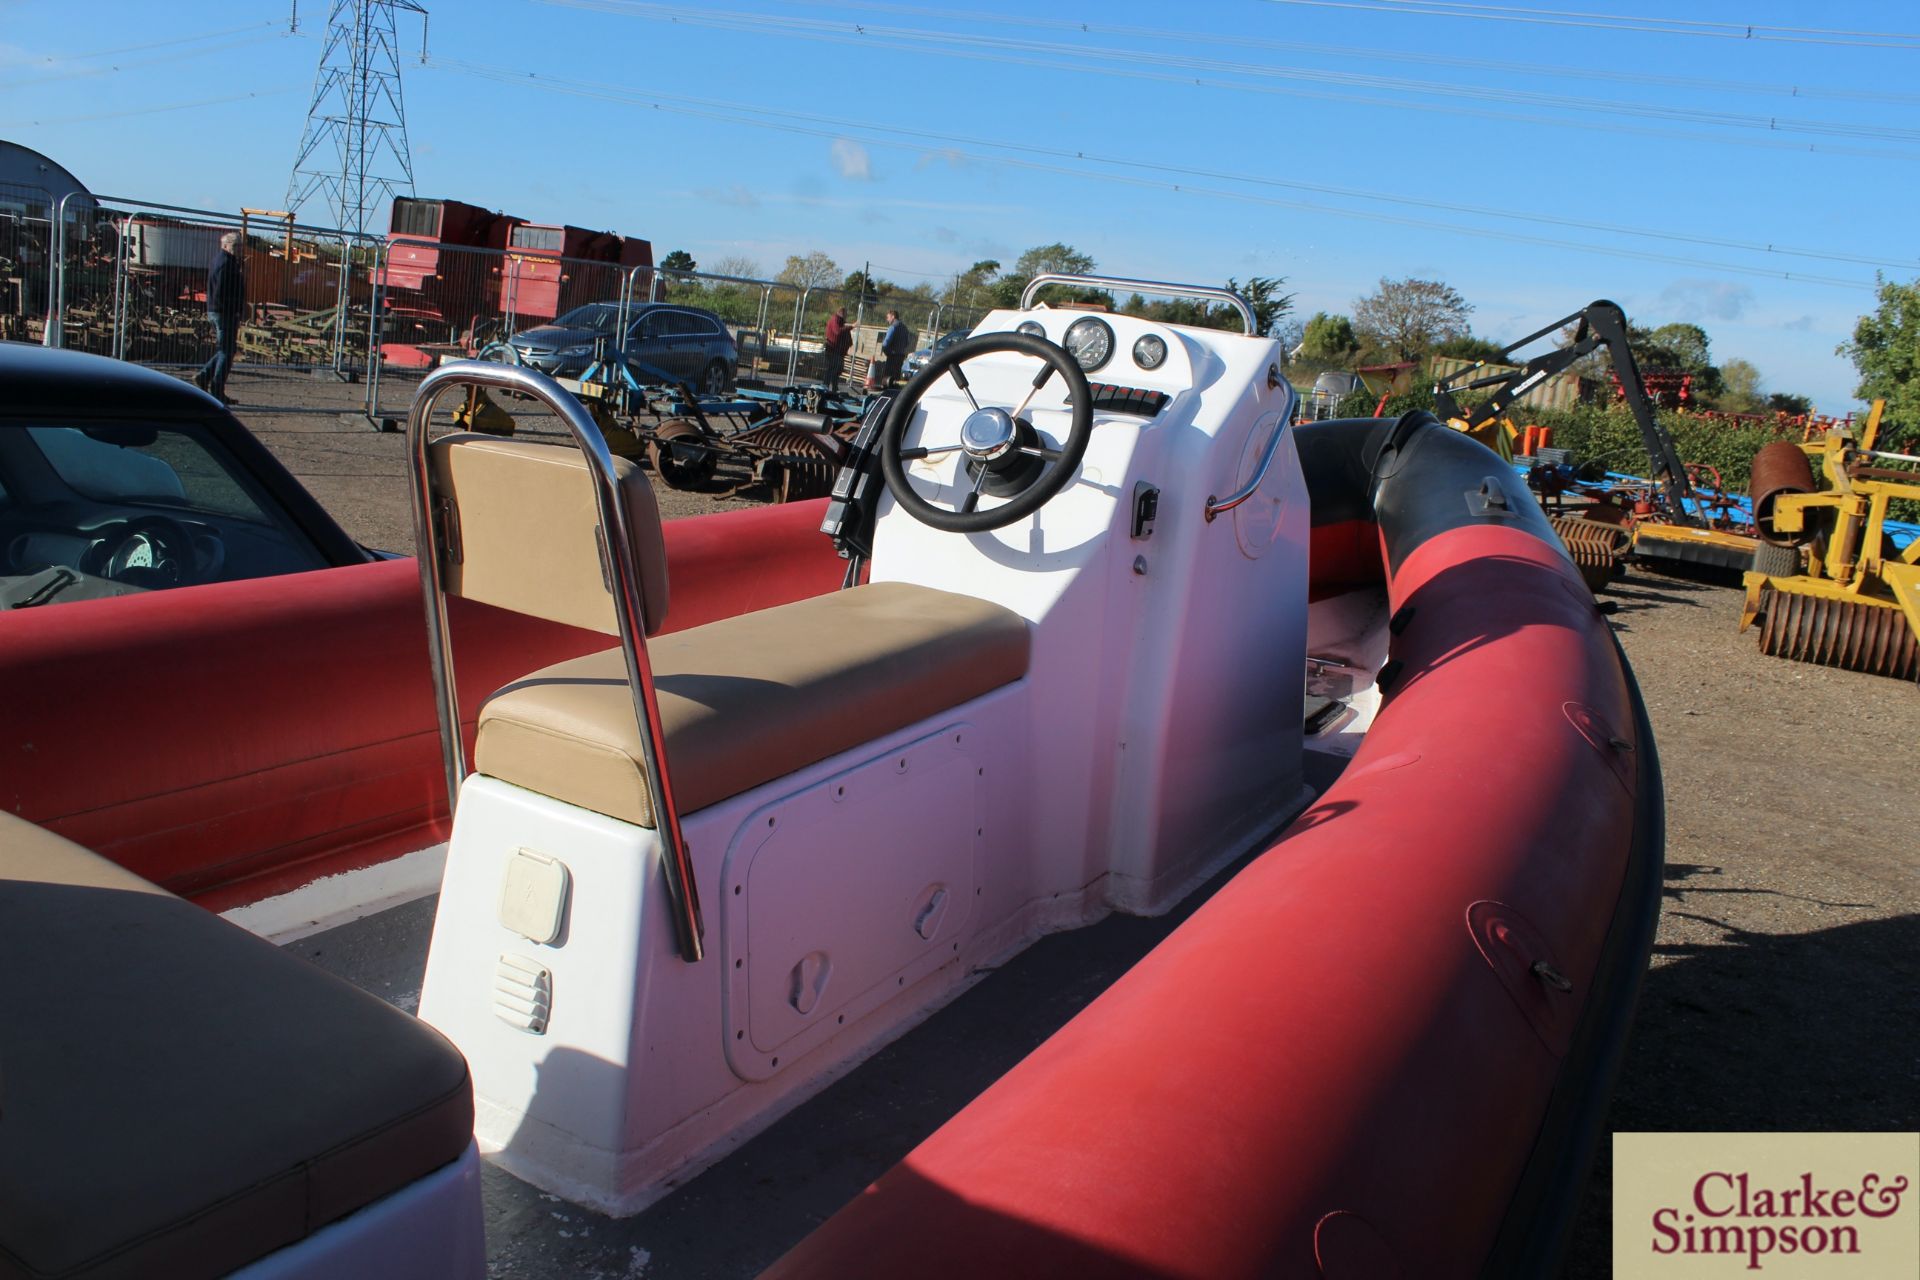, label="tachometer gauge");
[1063,316,1114,372]
[1133,333,1168,370]
[1016,320,1047,338]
